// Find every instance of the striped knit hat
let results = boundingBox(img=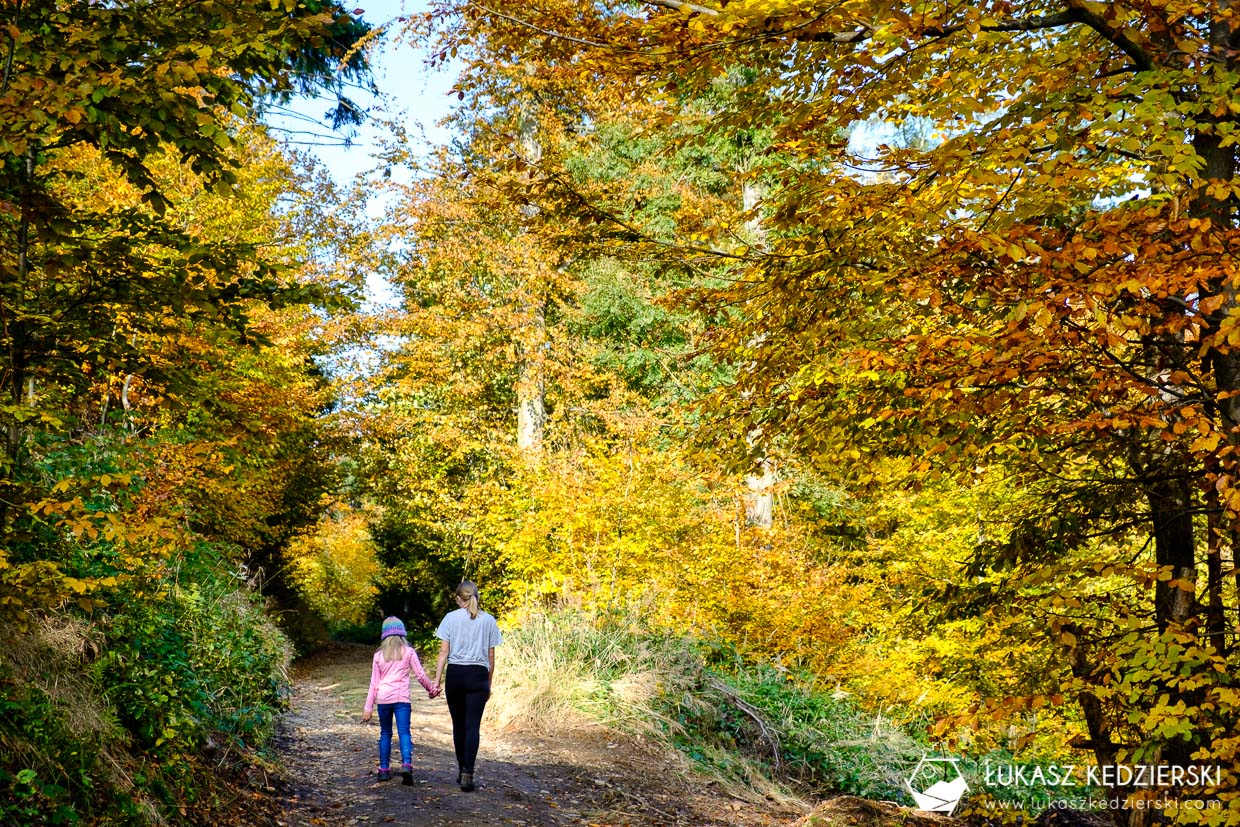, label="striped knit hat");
[380,617,406,640]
